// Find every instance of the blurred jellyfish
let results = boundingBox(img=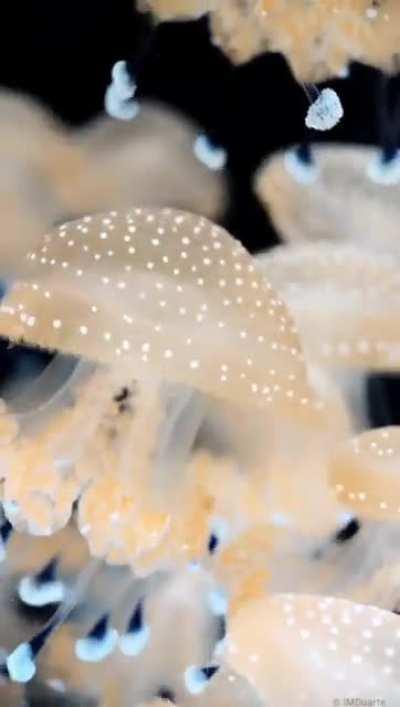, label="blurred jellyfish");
[255,143,400,249]
[75,103,227,220]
